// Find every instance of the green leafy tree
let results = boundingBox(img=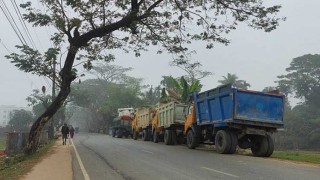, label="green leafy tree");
[277,54,320,106]
[218,73,251,89]
[88,63,133,82]
[277,54,320,149]
[70,74,144,132]
[9,109,34,131]
[142,85,161,105]
[6,0,284,153]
